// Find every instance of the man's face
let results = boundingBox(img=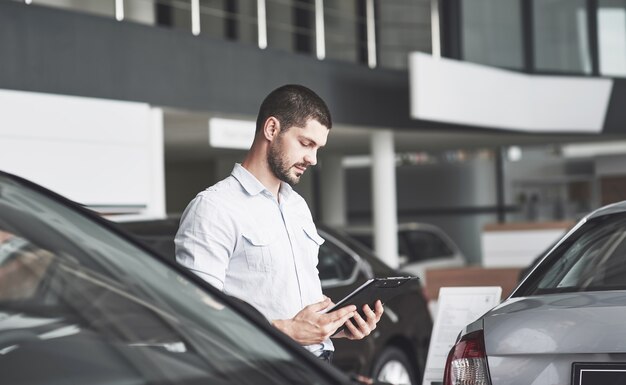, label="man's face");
[267,119,329,186]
